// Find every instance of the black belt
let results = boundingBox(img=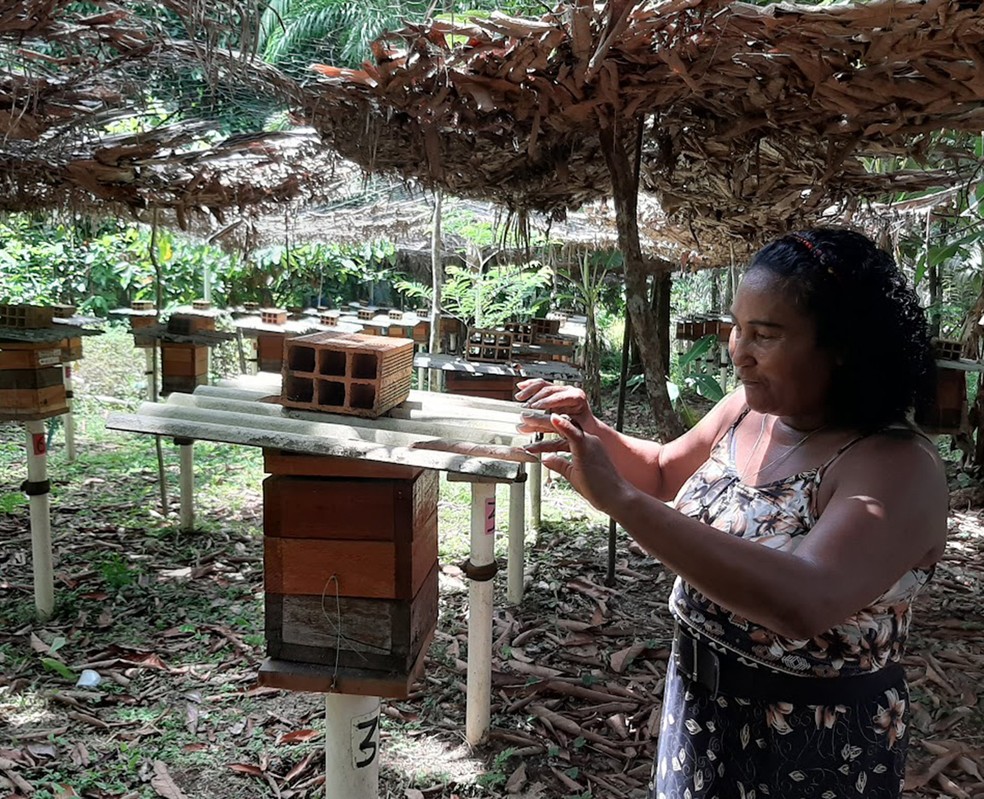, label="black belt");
[673,623,905,704]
